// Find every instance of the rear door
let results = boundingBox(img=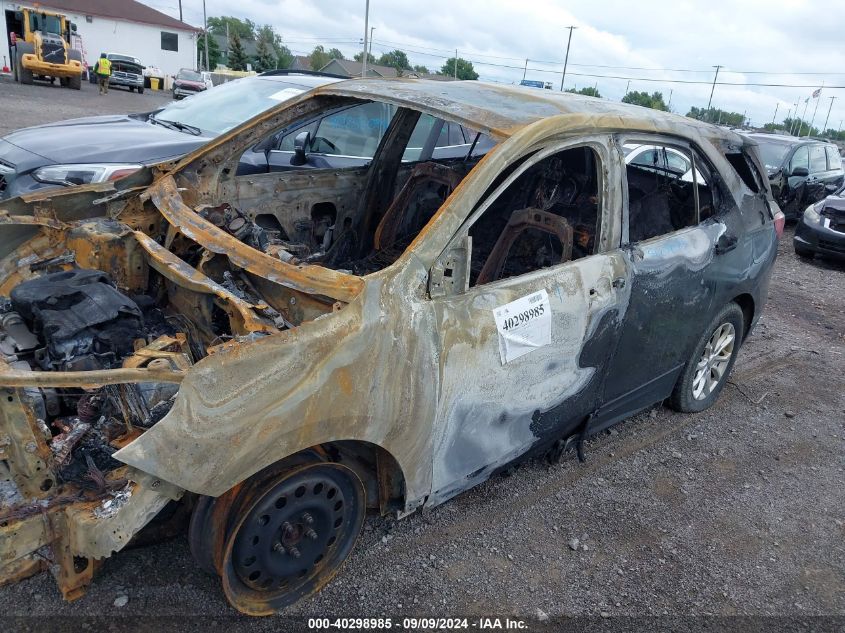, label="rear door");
[824,145,844,193]
[598,136,723,423]
[806,144,831,204]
